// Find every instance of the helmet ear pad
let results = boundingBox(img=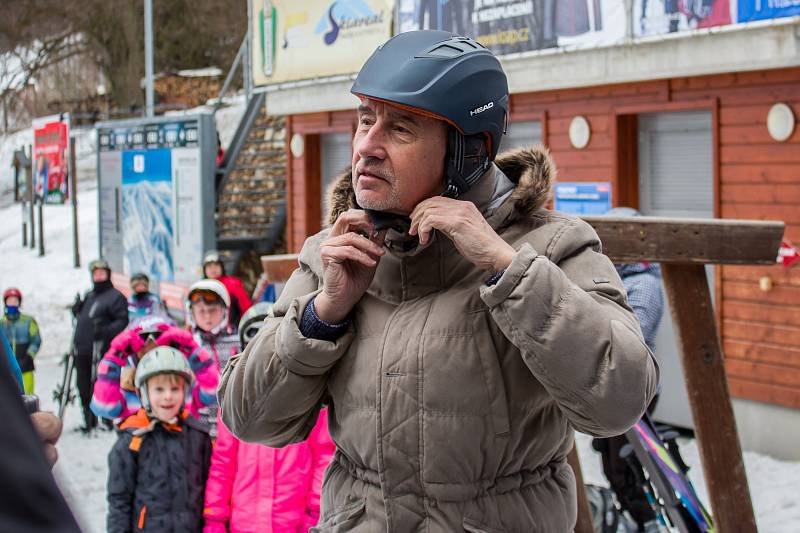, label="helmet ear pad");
[443,126,491,198]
